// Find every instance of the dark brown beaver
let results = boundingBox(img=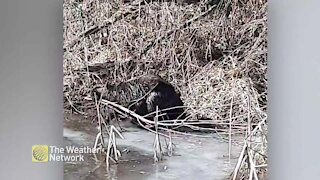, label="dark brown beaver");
[130,74,186,121]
